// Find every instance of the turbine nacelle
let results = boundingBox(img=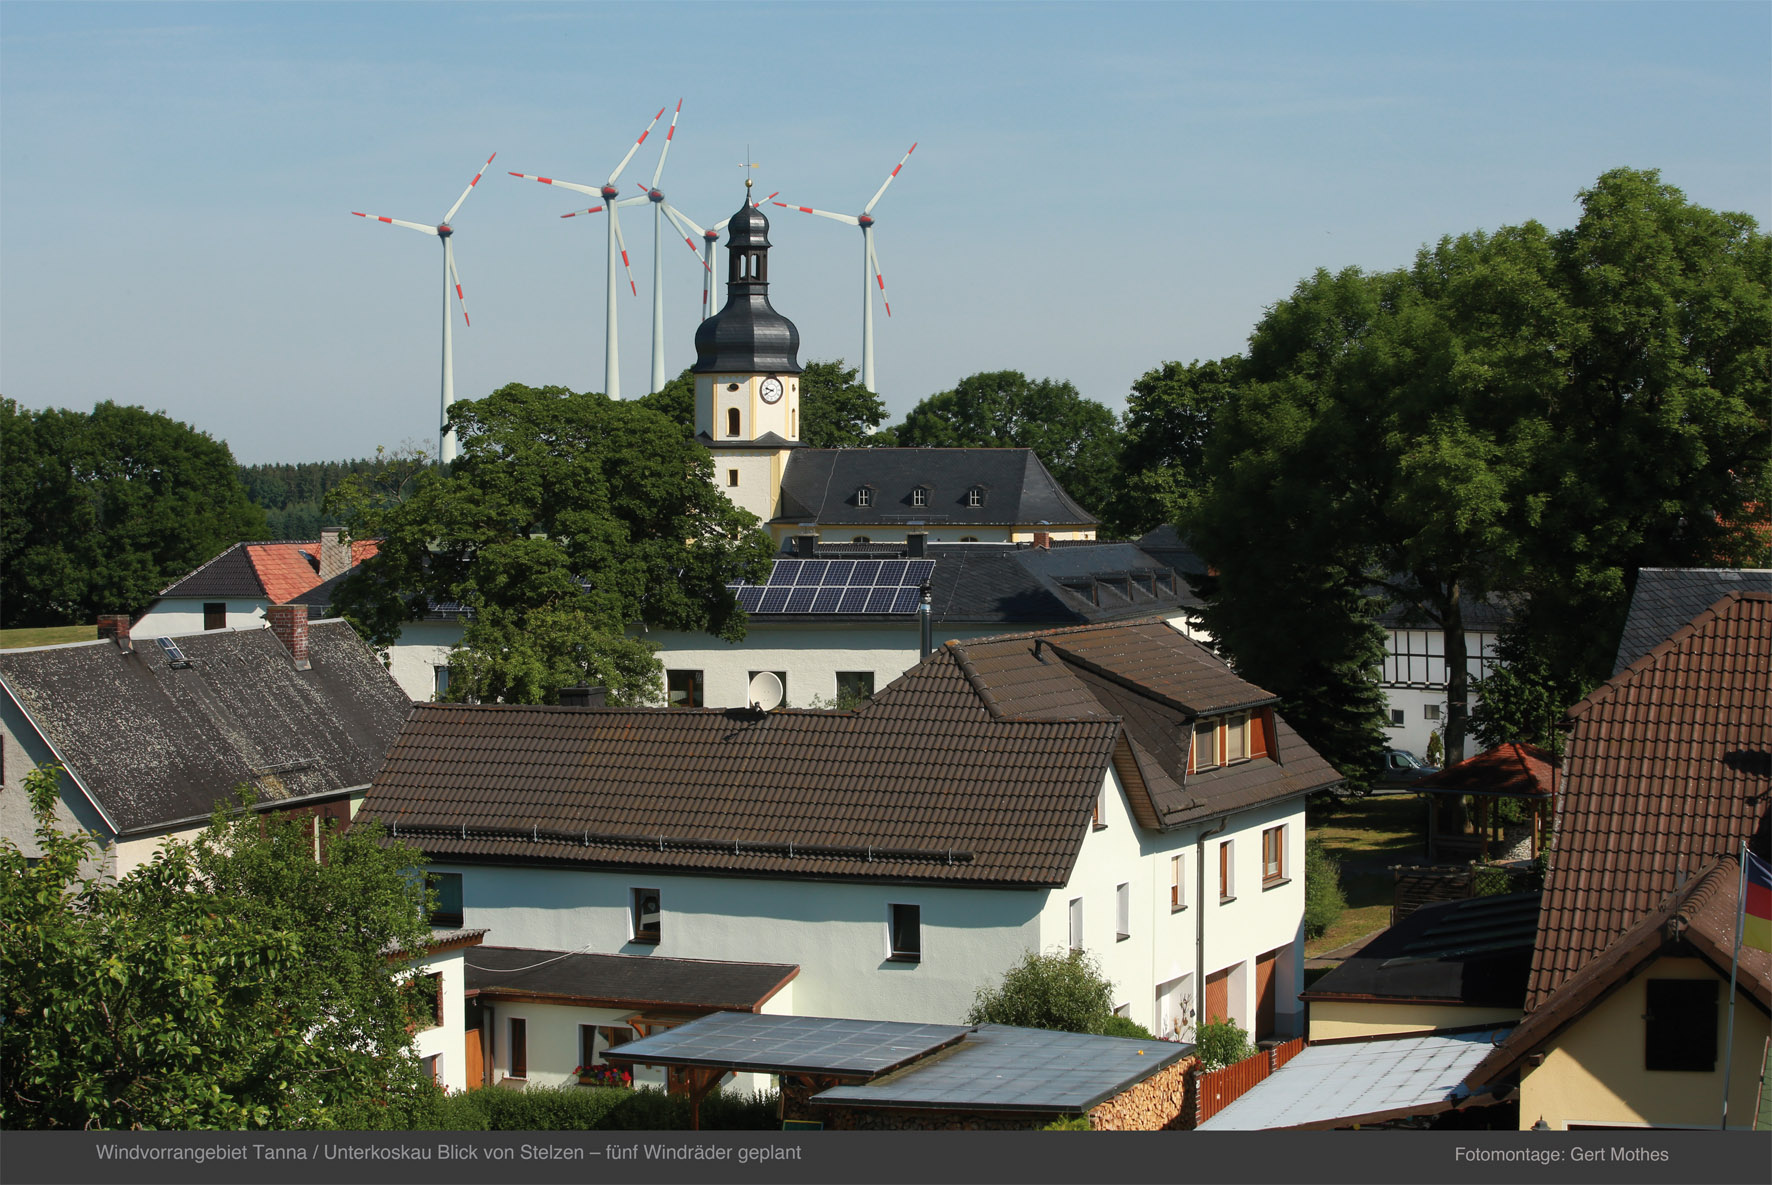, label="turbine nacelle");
[437,224,454,238]
[600,184,621,201]
[858,214,875,229]
[646,188,666,204]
